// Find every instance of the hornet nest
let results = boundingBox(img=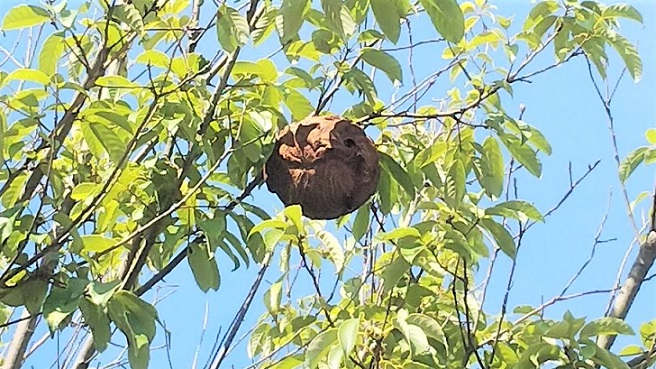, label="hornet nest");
[264,115,380,220]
